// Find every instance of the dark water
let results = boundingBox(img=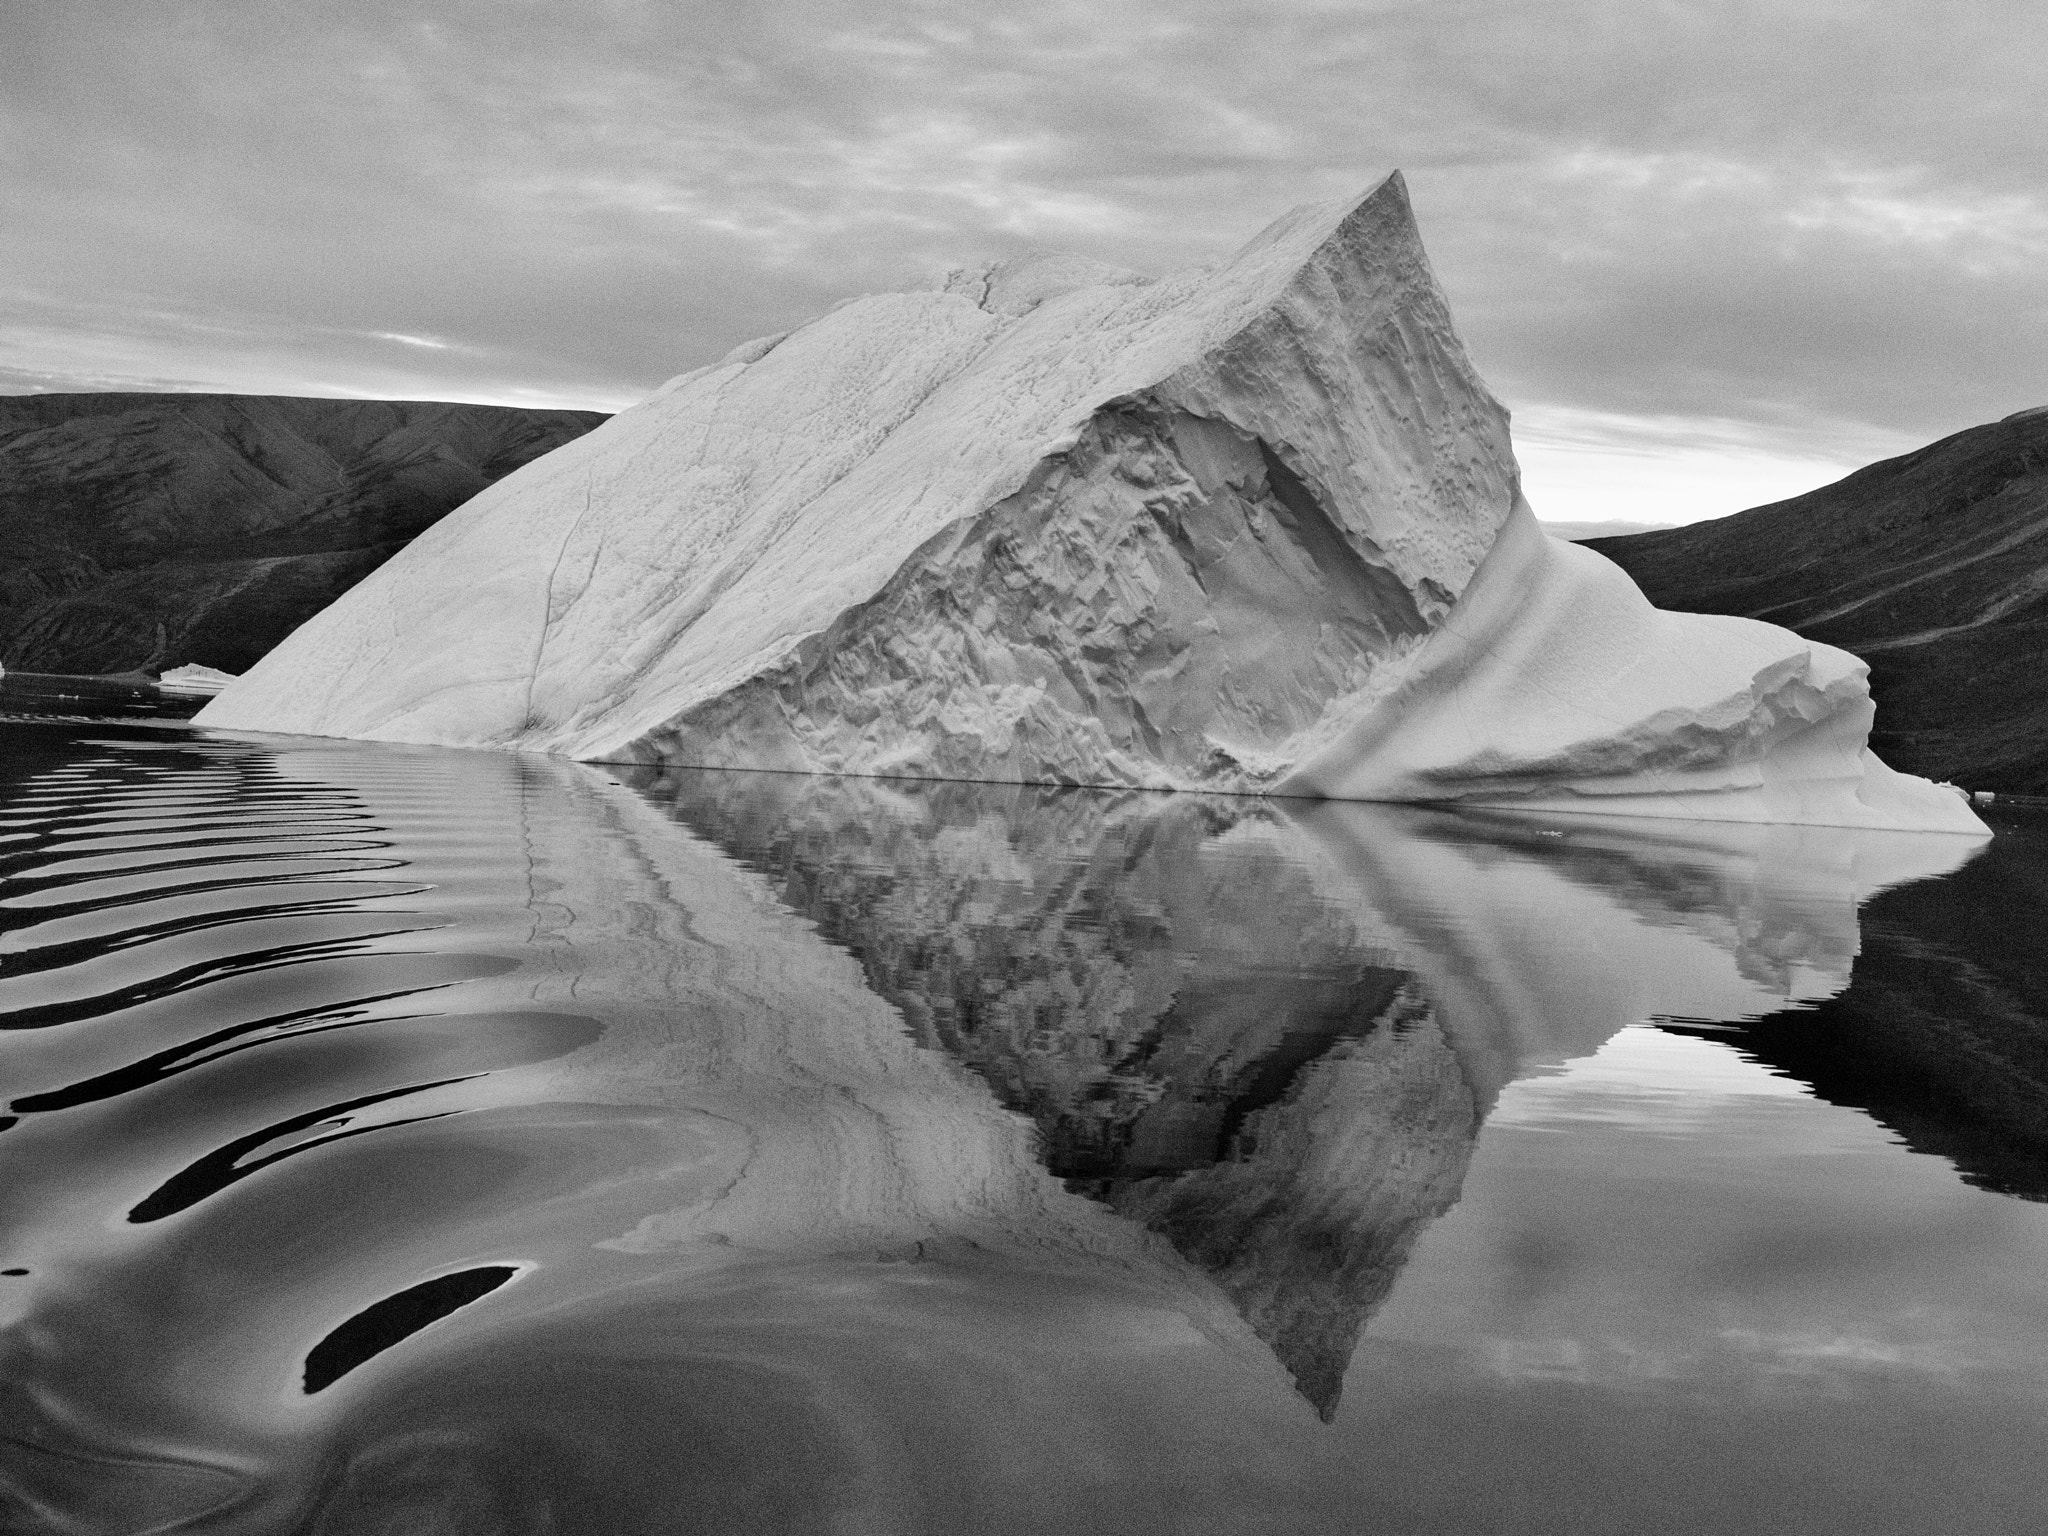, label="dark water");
[3,682,2047,1533]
